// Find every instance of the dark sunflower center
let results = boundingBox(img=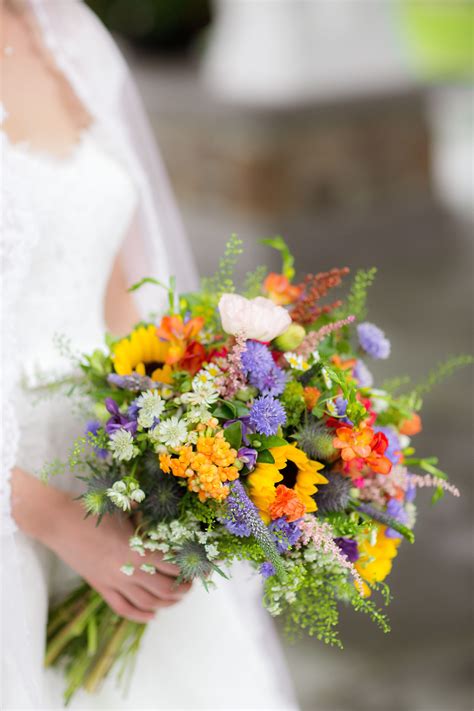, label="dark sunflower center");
[144,361,163,376]
[281,460,299,489]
